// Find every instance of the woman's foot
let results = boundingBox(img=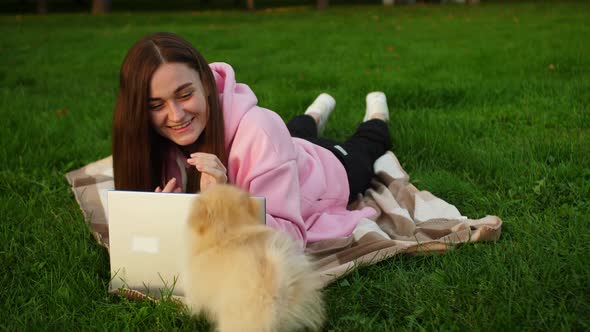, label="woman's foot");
[304,93,336,135]
[364,92,389,122]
